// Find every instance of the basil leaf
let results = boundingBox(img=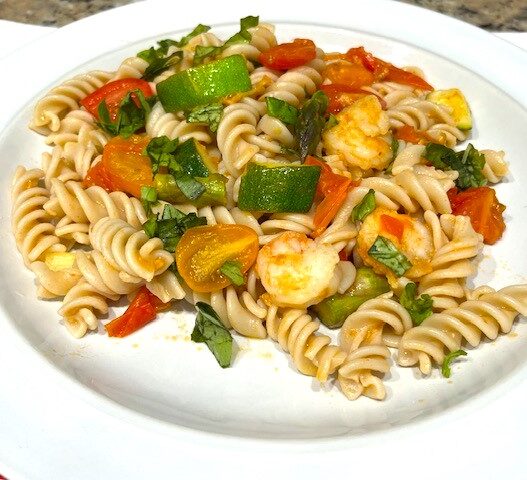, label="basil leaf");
[193,45,221,65]
[399,282,433,326]
[280,146,299,157]
[142,50,183,82]
[441,350,467,378]
[266,97,299,125]
[391,137,399,159]
[192,302,234,368]
[220,260,245,286]
[174,173,206,200]
[296,90,328,161]
[425,143,487,190]
[193,16,258,65]
[146,136,179,175]
[324,113,339,131]
[142,207,206,252]
[368,236,412,277]
[351,189,376,222]
[240,15,259,30]
[97,89,151,138]
[186,103,224,132]
[165,23,211,49]
[140,186,158,216]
